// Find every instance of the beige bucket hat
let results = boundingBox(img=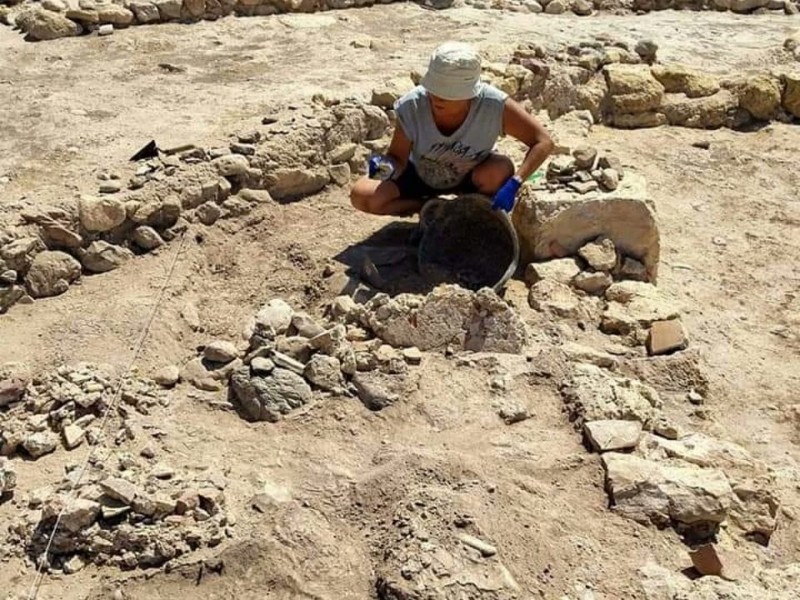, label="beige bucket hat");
[420,42,482,101]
